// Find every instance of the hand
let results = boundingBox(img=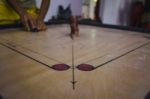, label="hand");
[20,13,36,31]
